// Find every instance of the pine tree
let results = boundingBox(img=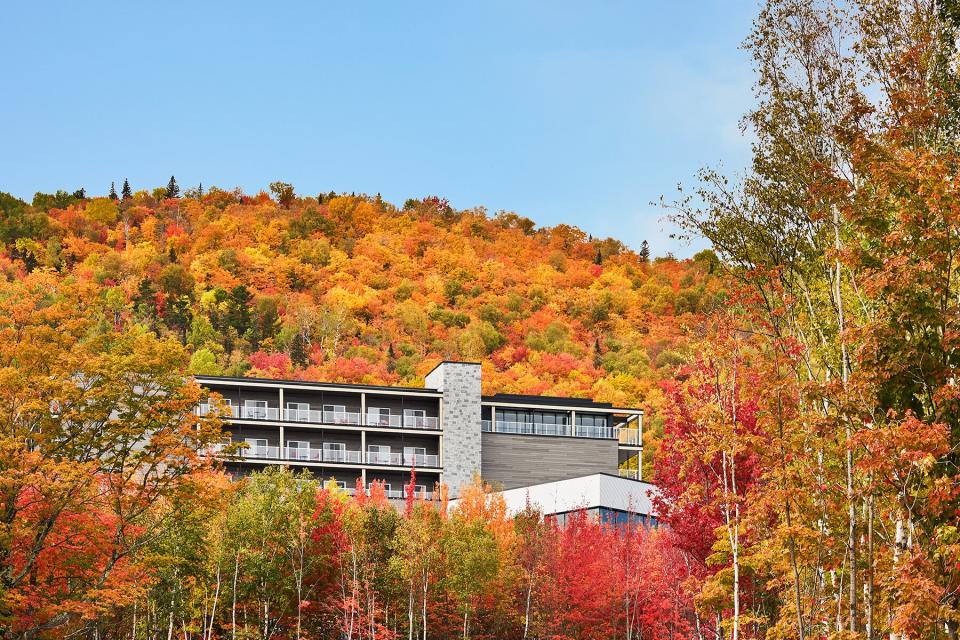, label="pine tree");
[121,179,132,200]
[594,247,603,265]
[109,182,118,200]
[72,188,86,199]
[639,240,650,262]
[165,175,180,199]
